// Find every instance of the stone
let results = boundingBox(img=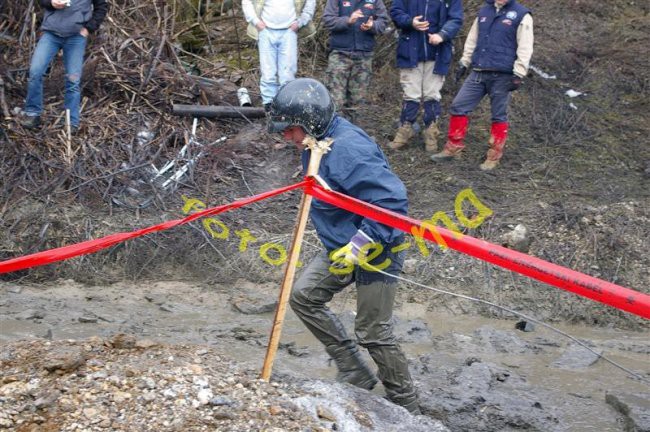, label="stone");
[552,343,602,369]
[15,309,45,320]
[515,321,535,332]
[232,298,277,315]
[78,316,98,323]
[402,258,418,275]
[110,334,136,349]
[501,224,530,253]
[135,339,158,349]
[43,346,86,373]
